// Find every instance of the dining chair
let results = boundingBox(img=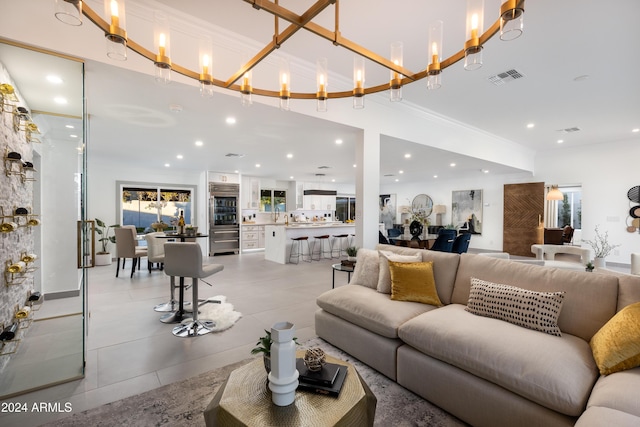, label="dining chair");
[145,231,166,272]
[114,226,148,277]
[430,229,456,252]
[452,233,472,254]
